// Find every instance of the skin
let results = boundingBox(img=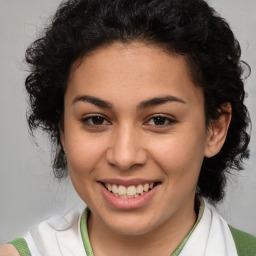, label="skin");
[0,245,20,256]
[60,42,231,256]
